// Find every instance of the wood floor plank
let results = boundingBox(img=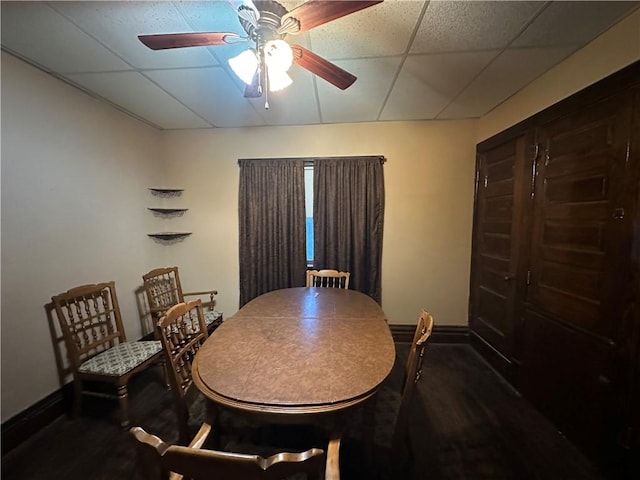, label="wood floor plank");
[409,345,604,479]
